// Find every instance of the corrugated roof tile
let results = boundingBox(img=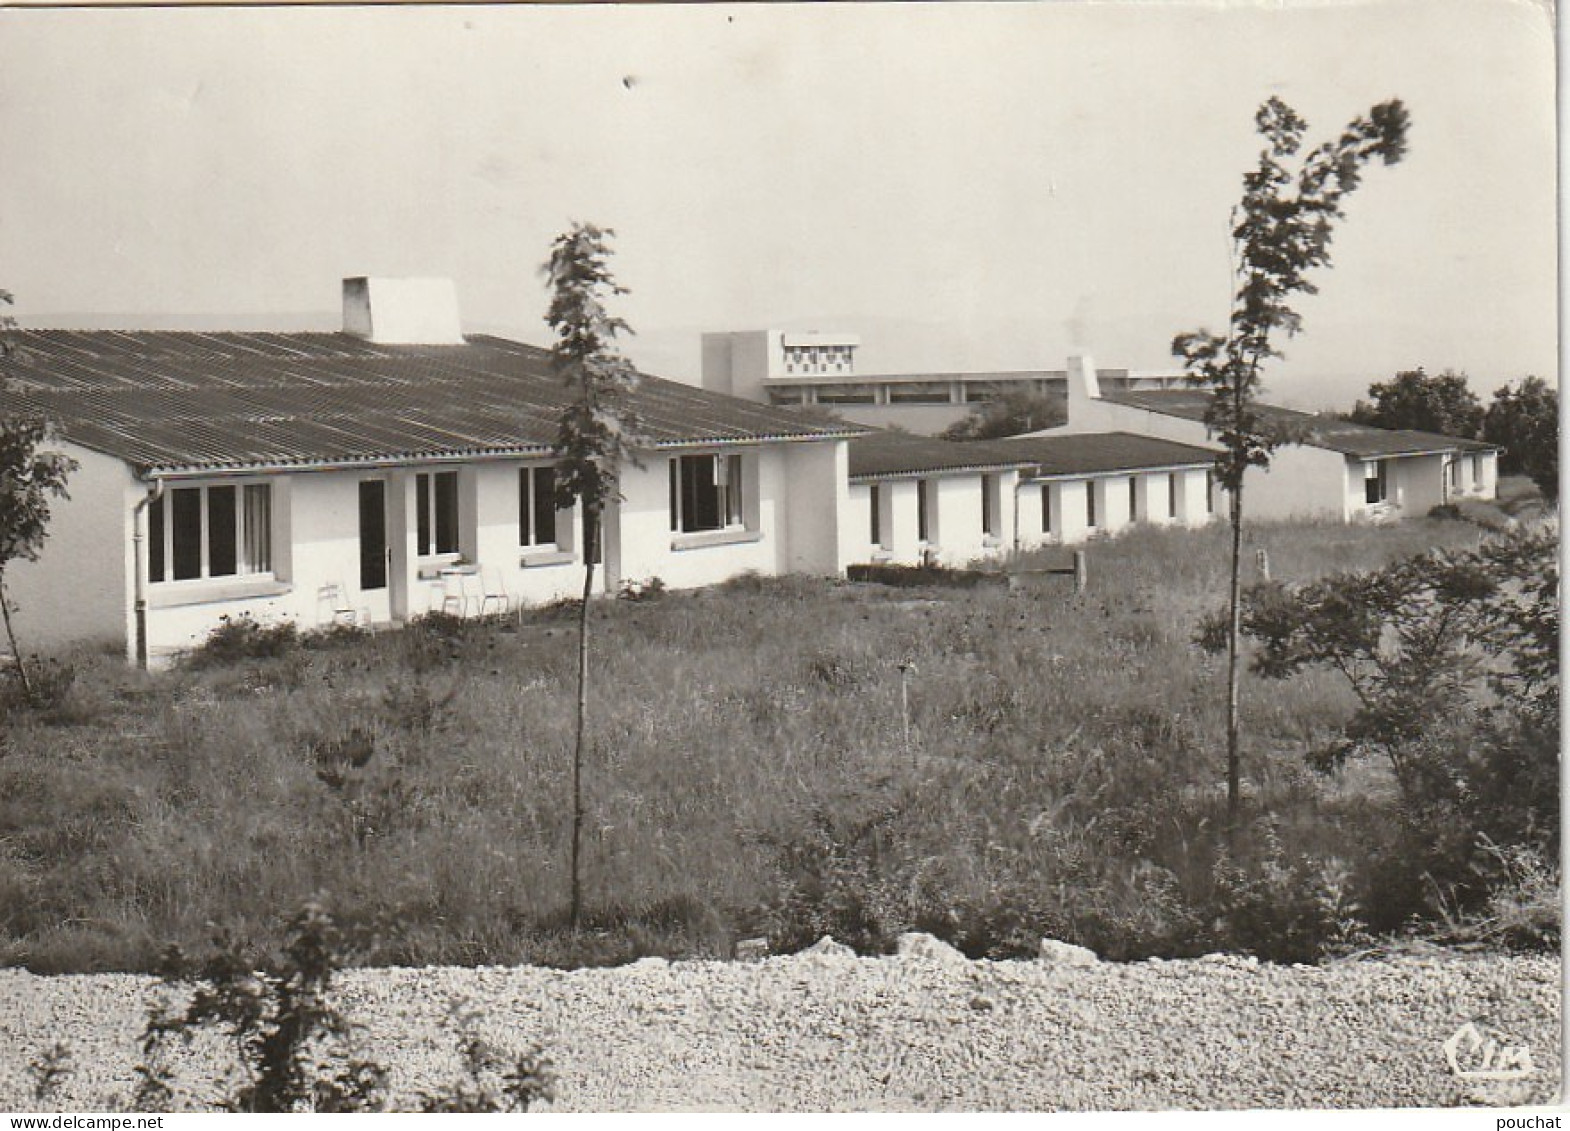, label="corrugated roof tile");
[0,330,866,474]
